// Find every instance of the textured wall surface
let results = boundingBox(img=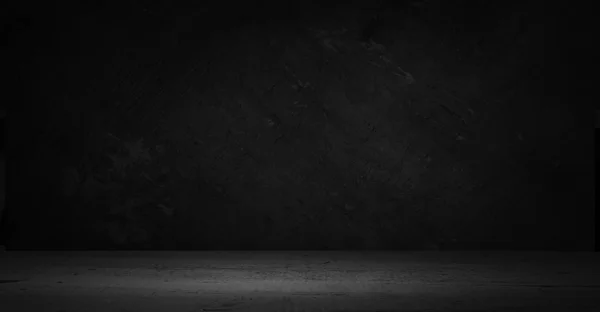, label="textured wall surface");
[3,1,592,250]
